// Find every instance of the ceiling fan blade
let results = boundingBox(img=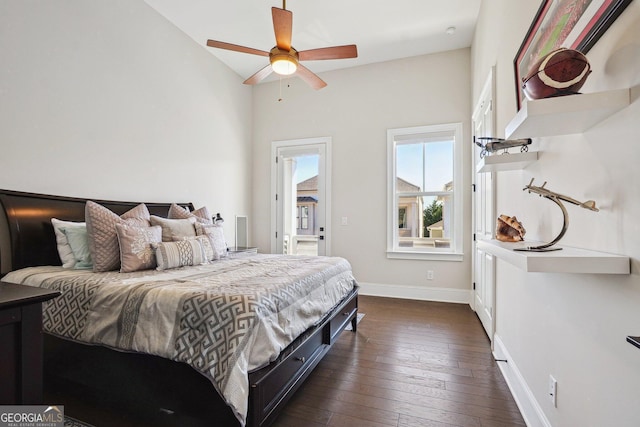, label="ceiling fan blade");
[272,7,292,51]
[298,45,358,61]
[206,40,269,57]
[296,64,327,90]
[243,64,273,85]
